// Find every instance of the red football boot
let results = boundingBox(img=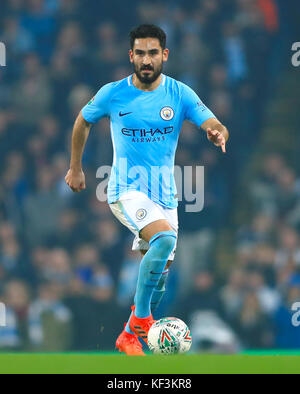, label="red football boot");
[115,324,145,356]
[129,305,156,344]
